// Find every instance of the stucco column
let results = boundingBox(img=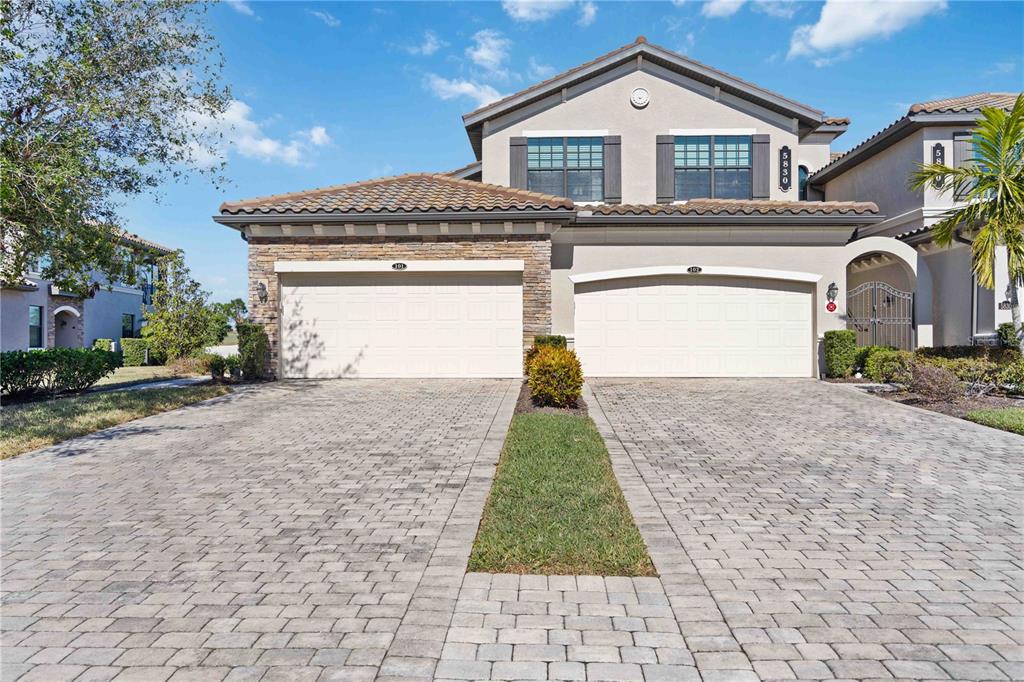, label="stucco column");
[994,246,1020,328]
[914,253,934,348]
